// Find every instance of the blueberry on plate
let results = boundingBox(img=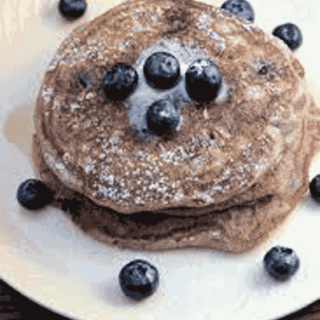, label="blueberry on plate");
[103,63,139,101]
[58,0,87,19]
[221,0,254,23]
[272,23,303,51]
[119,259,159,300]
[143,52,181,90]
[17,179,53,210]
[185,59,222,102]
[146,98,180,136]
[263,246,300,281]
[309,174,320,203]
